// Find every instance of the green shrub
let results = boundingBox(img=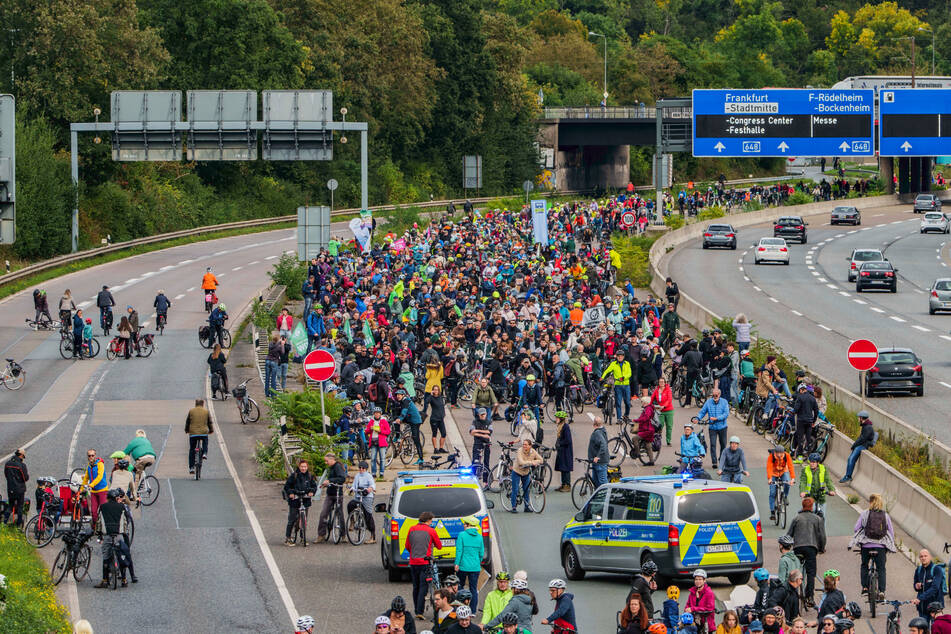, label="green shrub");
[712,316,736,341]
[254,427,348,480]
[250,298,282,335]
[696,206,725,221]
[268,254,307,300]
[664,214,685,230]
[786,191,812,206]
[0,526,71,633]
[266,389,351,434]
[612,233,660,288]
